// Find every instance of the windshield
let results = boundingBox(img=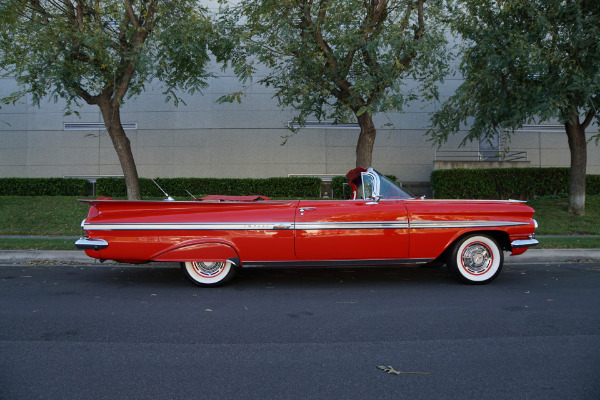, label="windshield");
[354,170,414,200]
[378,173,414,199]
